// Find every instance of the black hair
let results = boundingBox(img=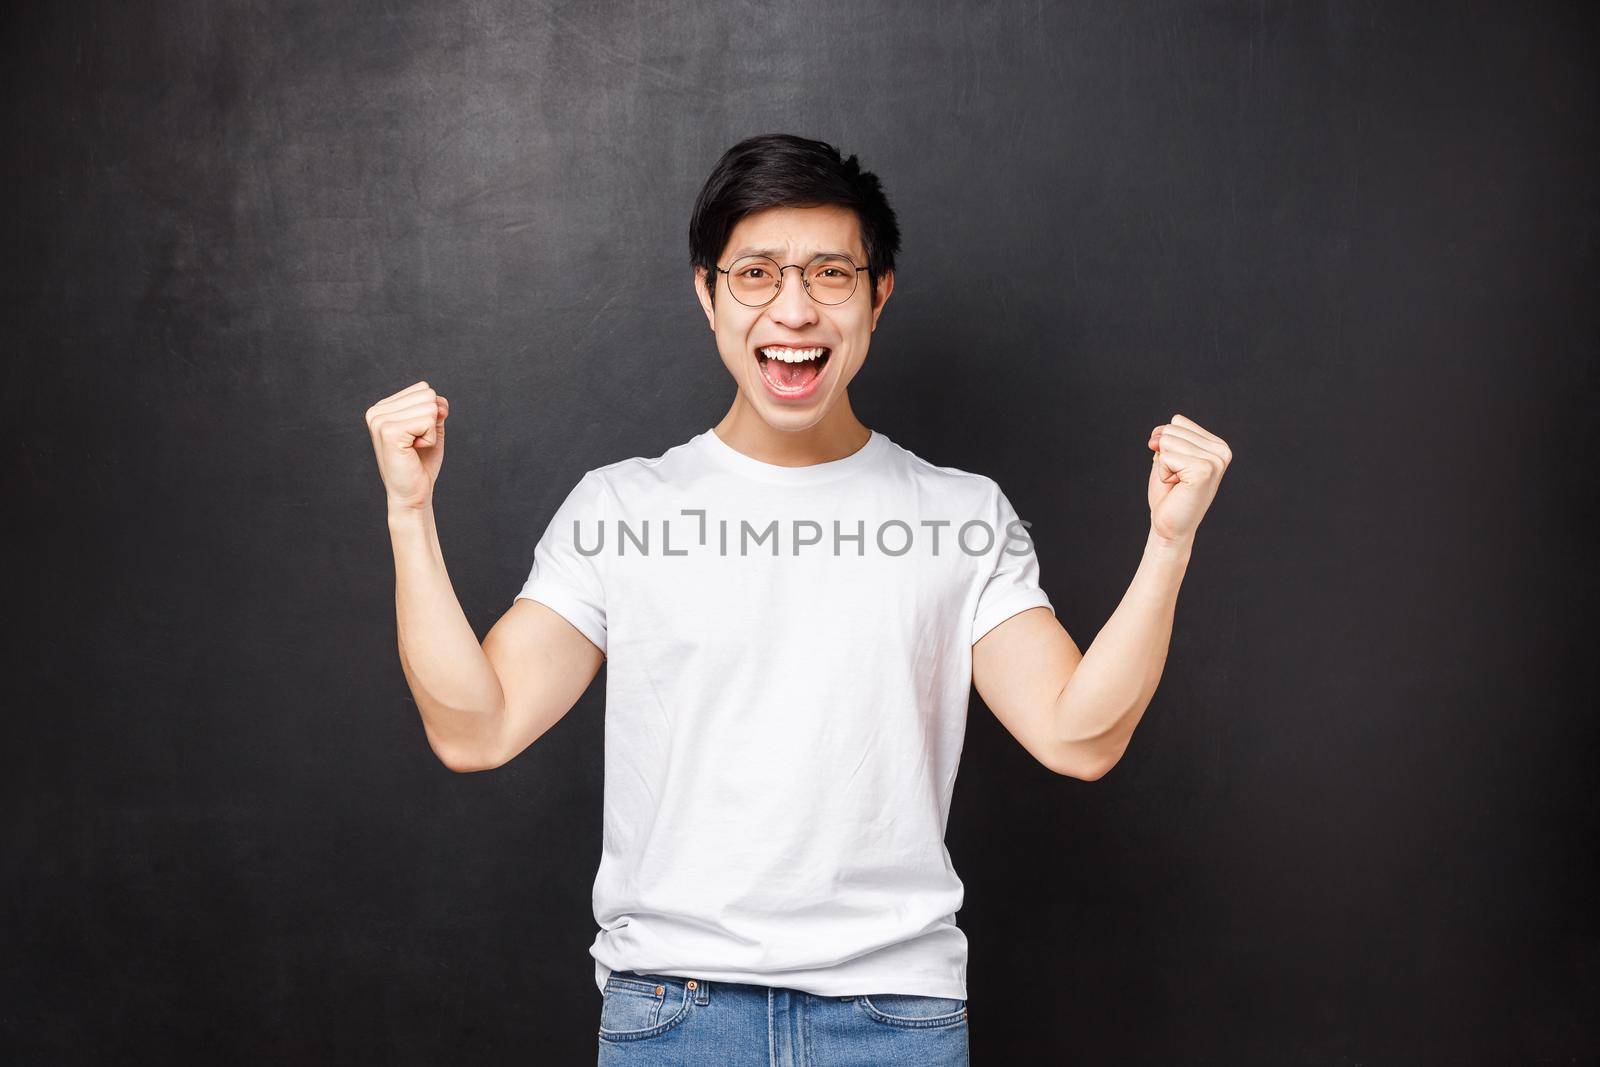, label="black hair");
[688,133,901,309]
